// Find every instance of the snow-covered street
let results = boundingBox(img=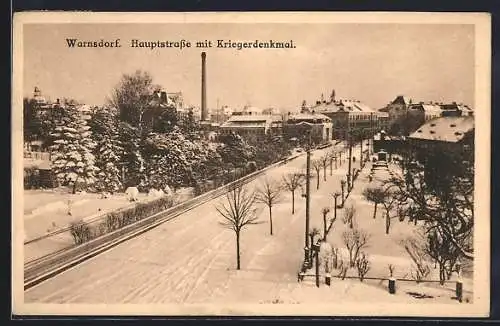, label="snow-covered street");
[24,144,471,304]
